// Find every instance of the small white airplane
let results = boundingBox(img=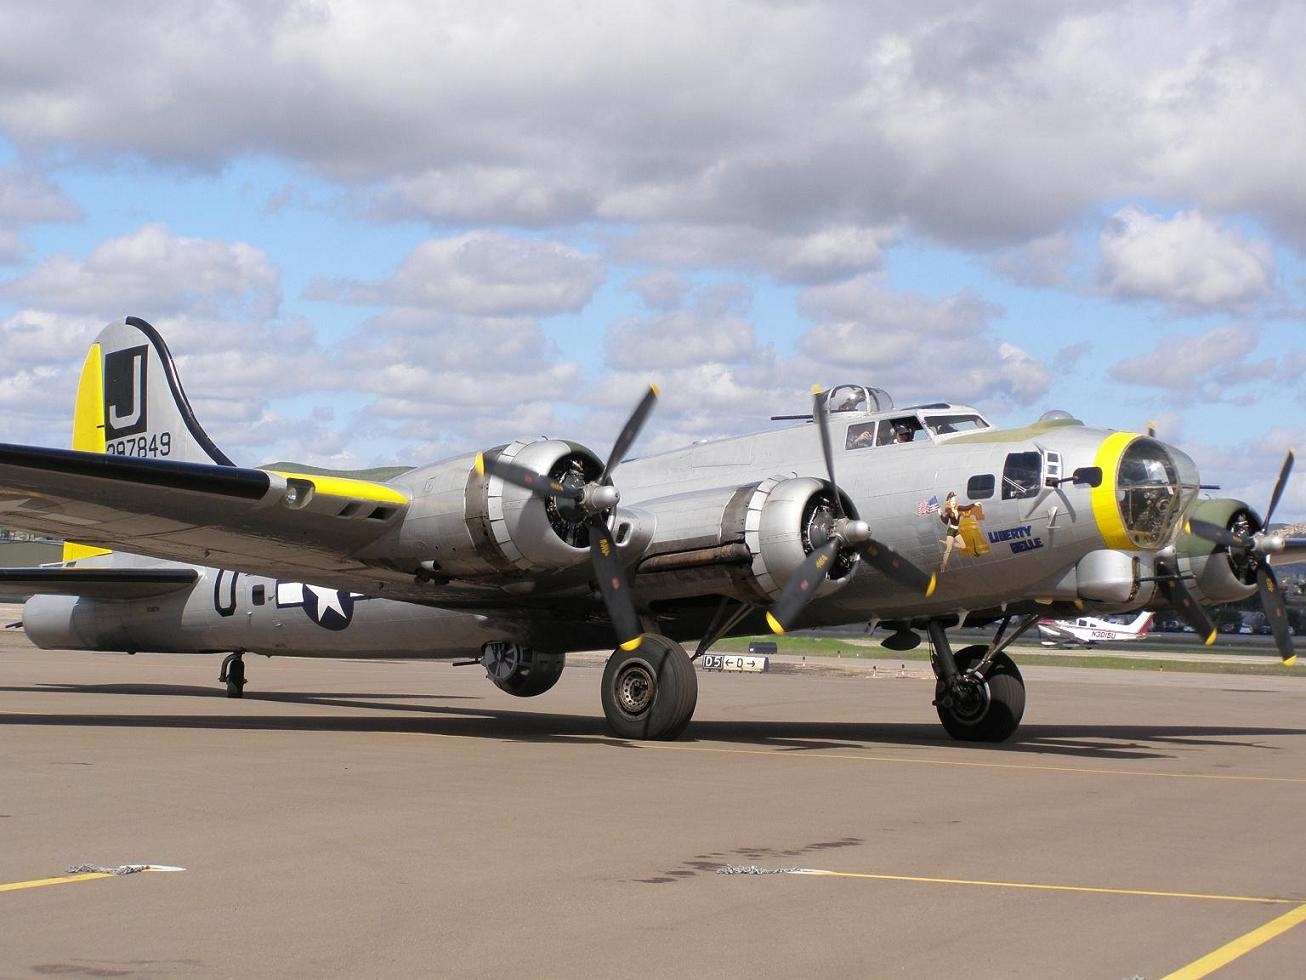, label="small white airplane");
[1037,611,1154,648]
